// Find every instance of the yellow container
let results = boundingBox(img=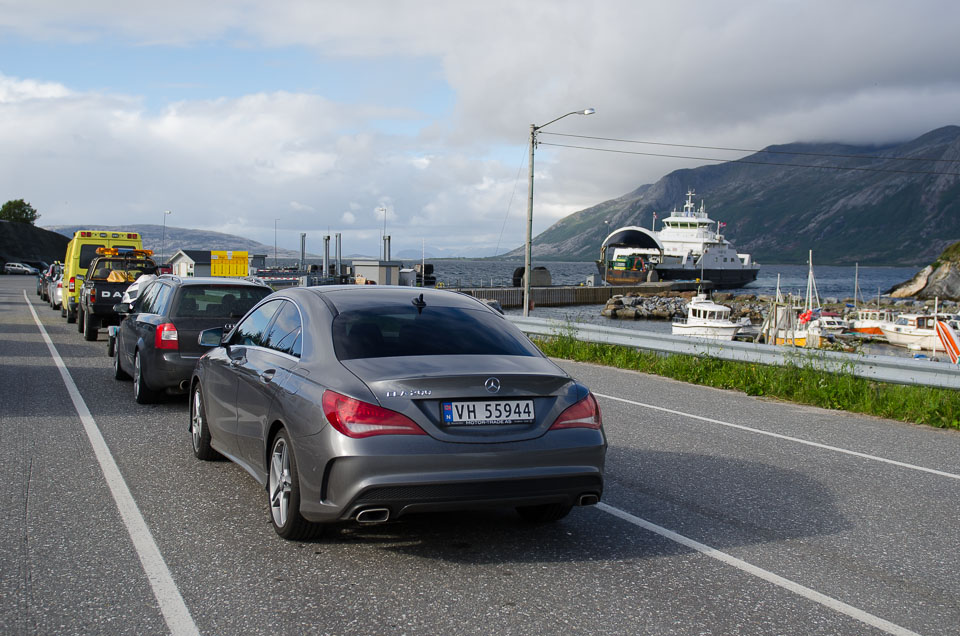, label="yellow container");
[210,250,248,277]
